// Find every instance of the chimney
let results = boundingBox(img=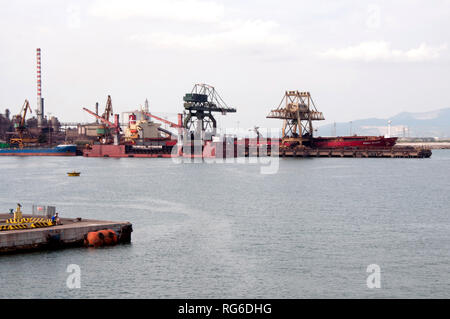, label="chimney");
[95,102,99,124]
[36,48,44,128]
